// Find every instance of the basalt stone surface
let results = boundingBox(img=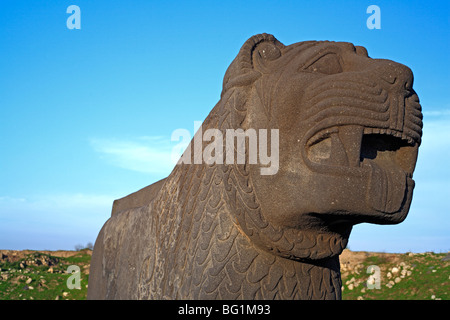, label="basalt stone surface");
[88,34,423,300]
